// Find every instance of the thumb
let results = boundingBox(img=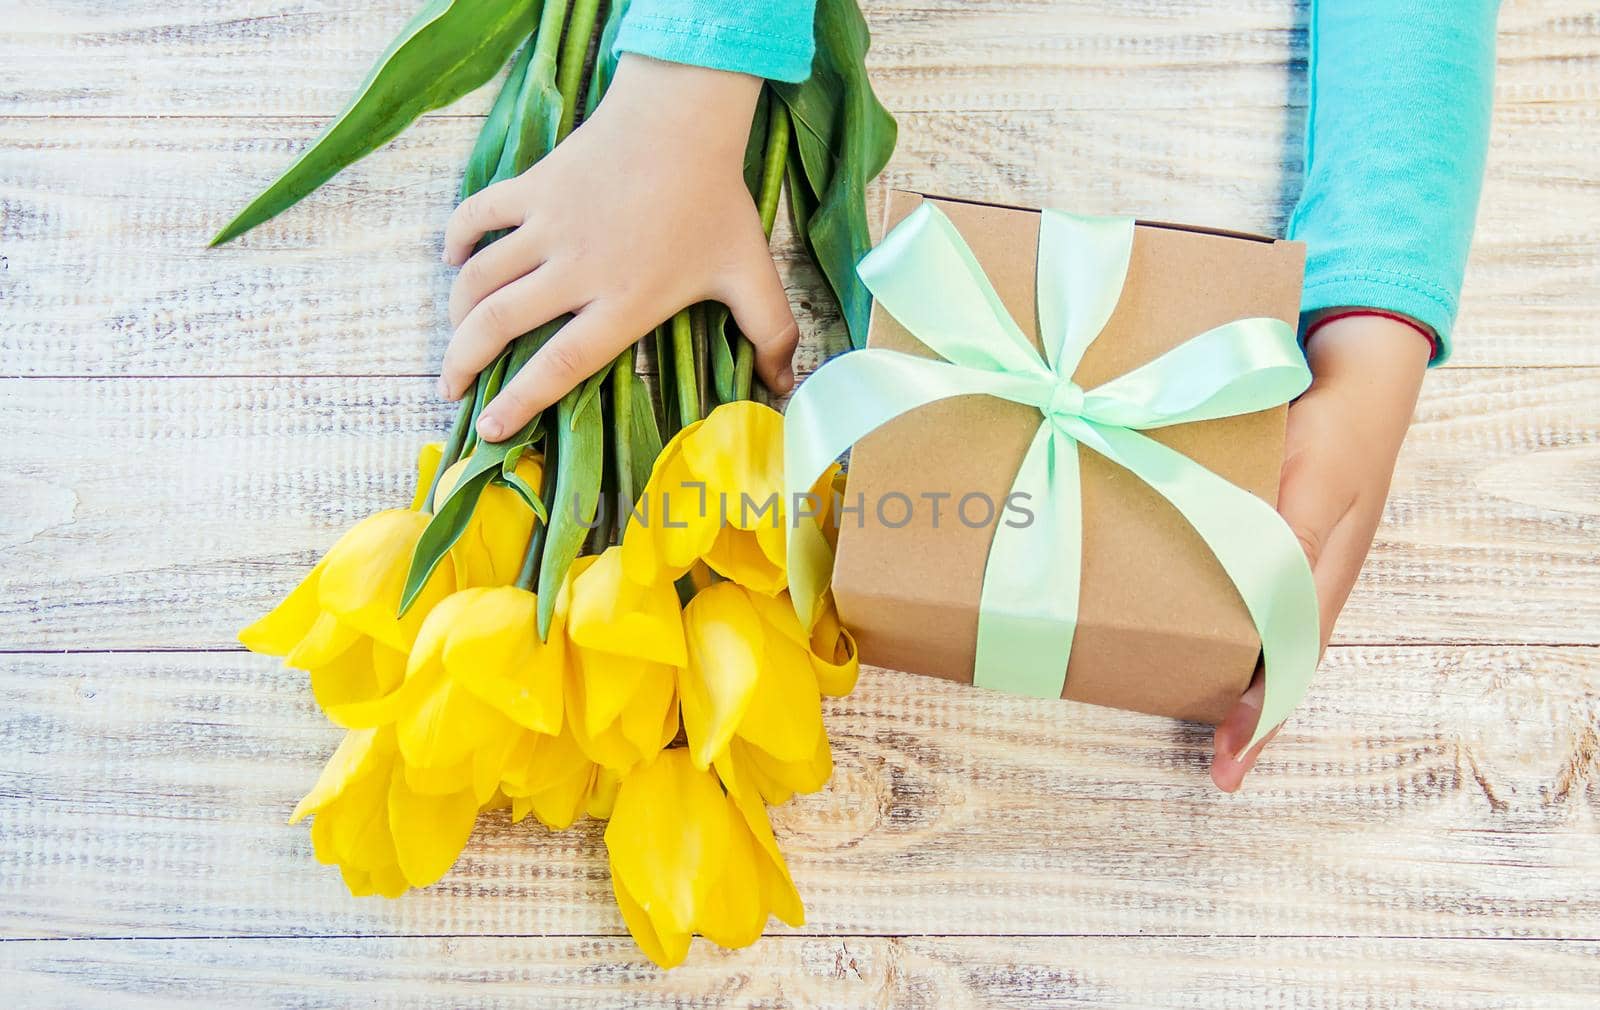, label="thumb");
[718,234,799,396]
[1275,451,1359,649]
